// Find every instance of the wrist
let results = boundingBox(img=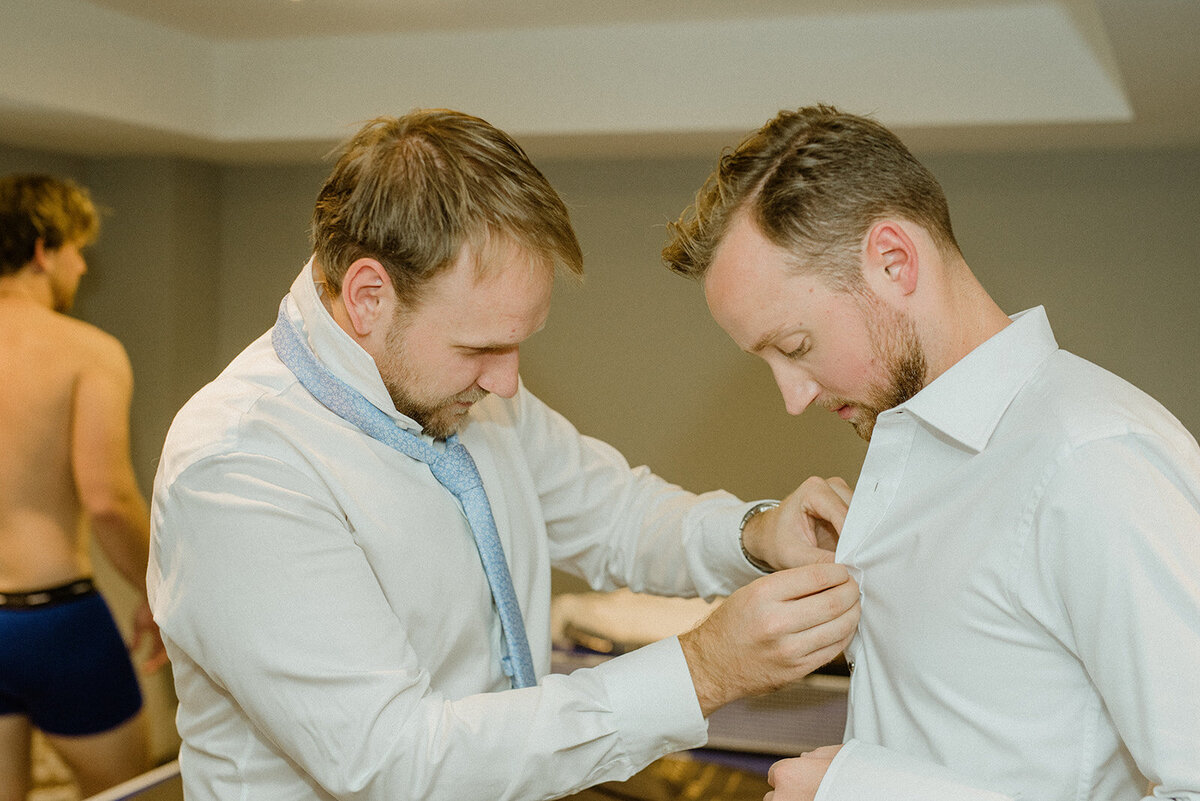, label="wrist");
[678,627,724,717]
[739,500,780,572]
